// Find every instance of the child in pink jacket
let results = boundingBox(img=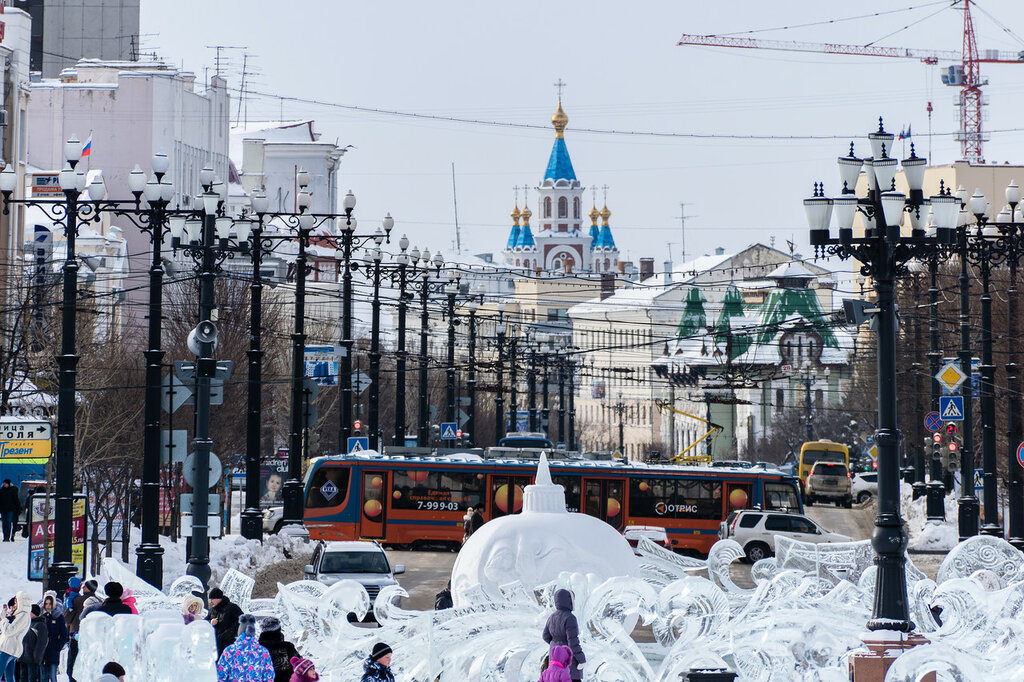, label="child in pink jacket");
[539,645,573,682]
